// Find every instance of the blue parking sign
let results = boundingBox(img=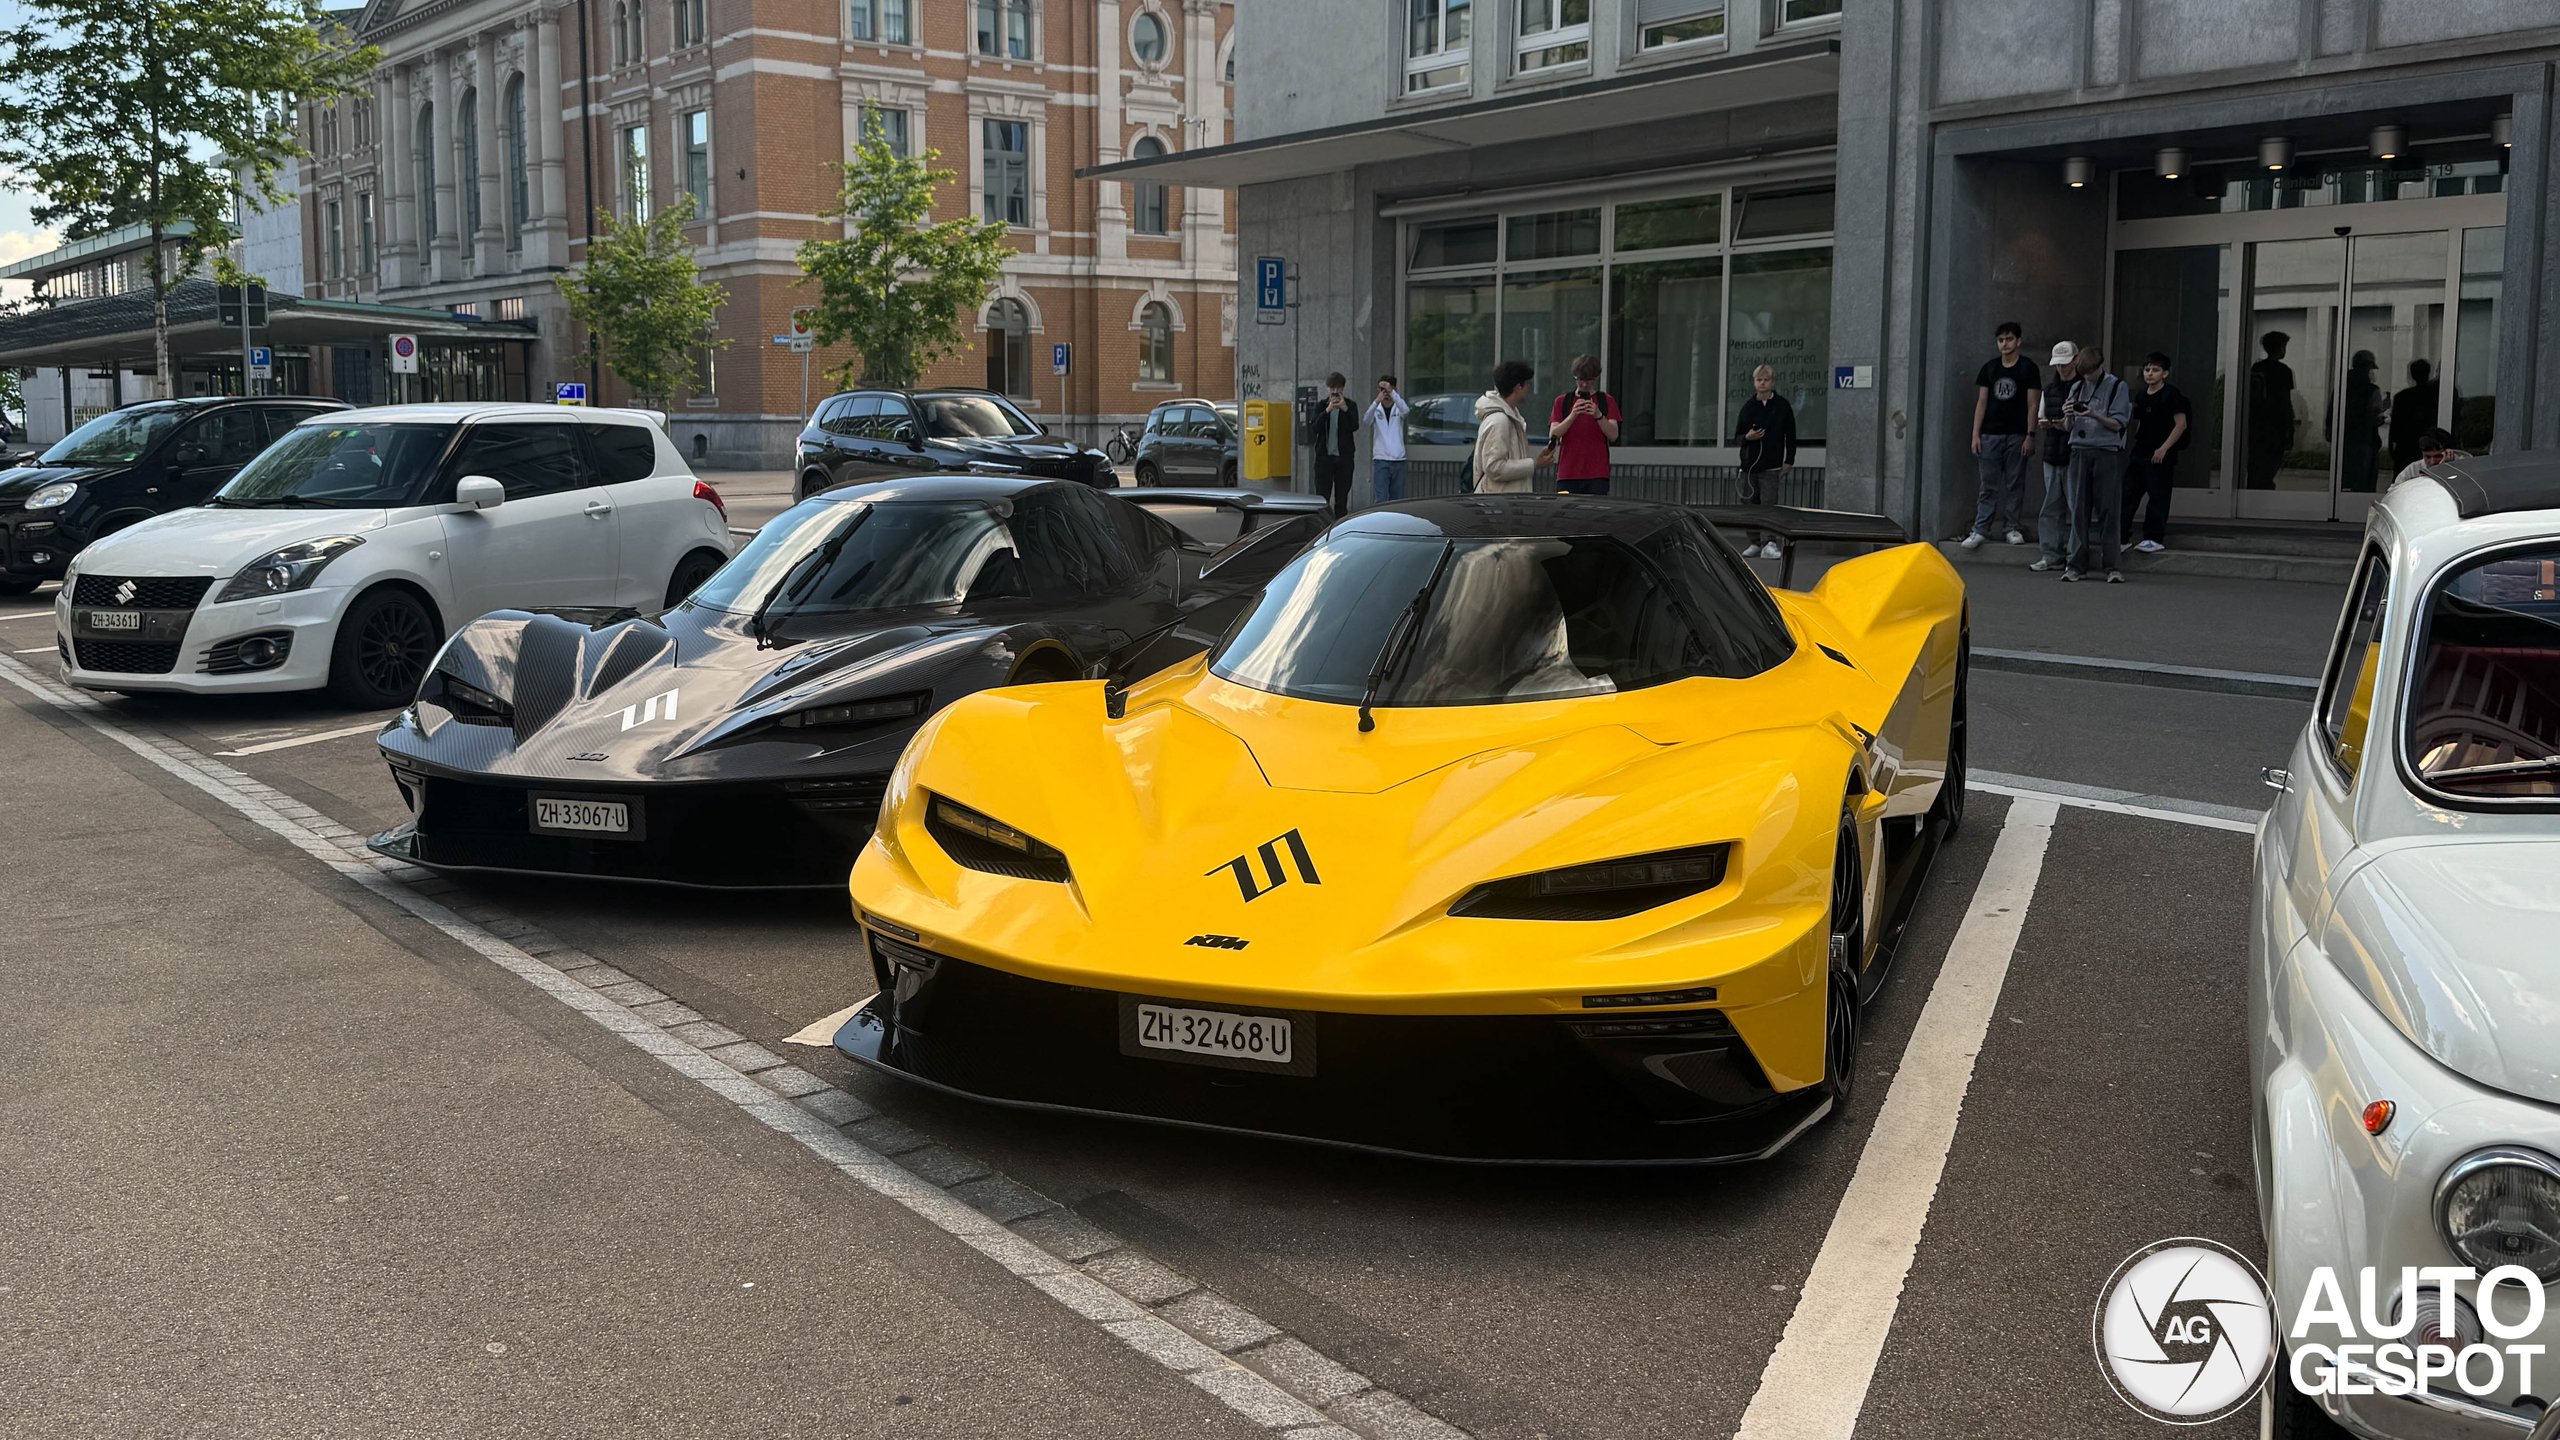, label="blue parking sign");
[1256,256,1286,311]
[1052,342,1070,376]
[555,381,589,406]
